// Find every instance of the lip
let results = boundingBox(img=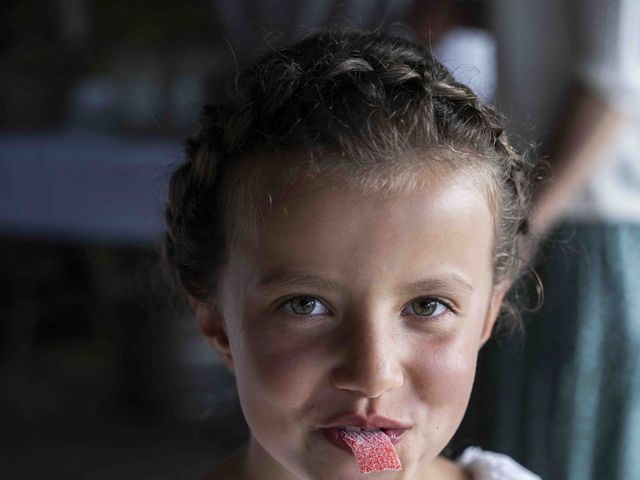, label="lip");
[317,414,412,453]
[321,427,410,454]
[321,414,412,431]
